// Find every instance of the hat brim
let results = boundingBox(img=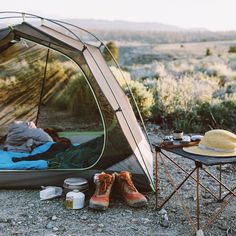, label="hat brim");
[183,146,236,157]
